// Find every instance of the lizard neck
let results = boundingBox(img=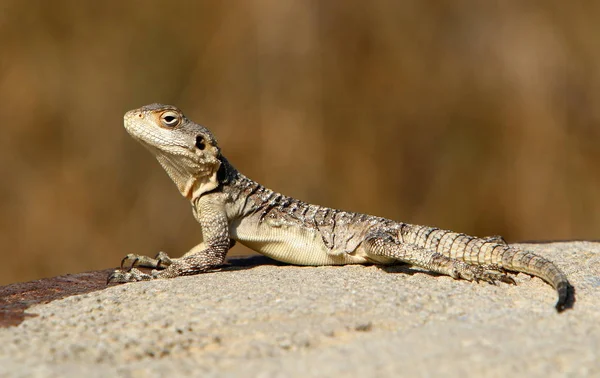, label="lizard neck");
[215,155,242,186]
[212,155,274,218]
